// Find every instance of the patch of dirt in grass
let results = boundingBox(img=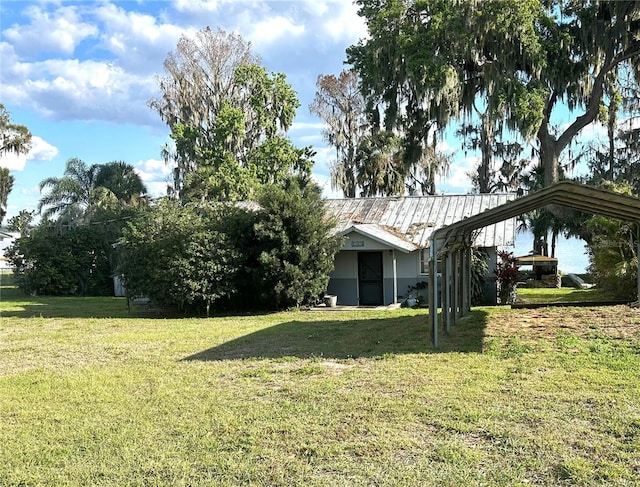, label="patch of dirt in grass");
[486,305,640,342]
